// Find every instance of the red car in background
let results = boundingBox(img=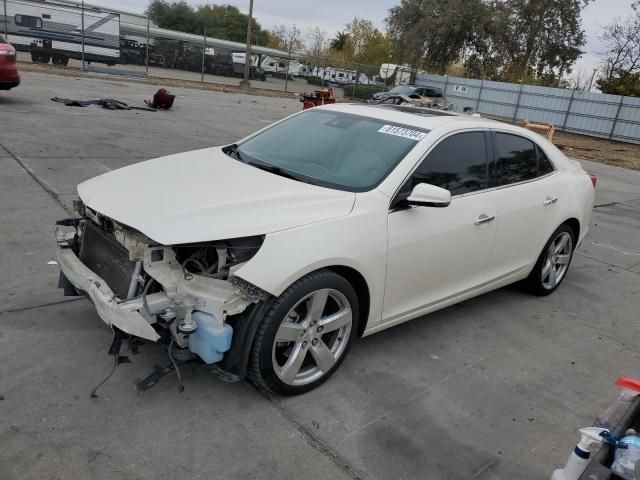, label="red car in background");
[0,35,20,90]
